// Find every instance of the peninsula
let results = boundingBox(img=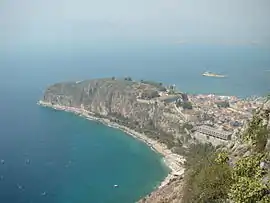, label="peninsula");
[38,77,270,202]
[38,77,187,193]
